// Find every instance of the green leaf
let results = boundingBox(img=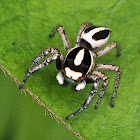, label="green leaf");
[0,69,78,140]
[0,0,140,139]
